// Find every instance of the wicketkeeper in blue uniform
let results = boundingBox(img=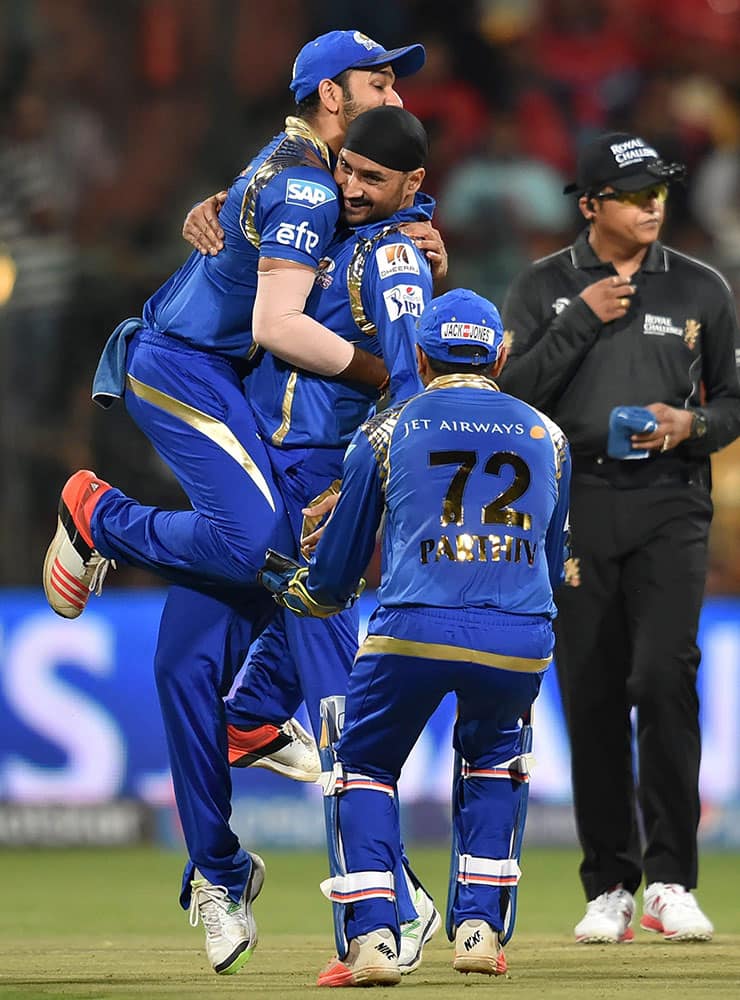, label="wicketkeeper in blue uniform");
[261,289,571,986]
[42,30,427,977]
